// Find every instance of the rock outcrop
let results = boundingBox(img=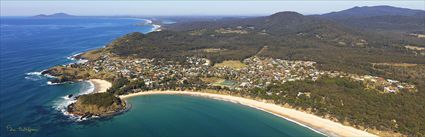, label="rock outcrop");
[67,93,126,117]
